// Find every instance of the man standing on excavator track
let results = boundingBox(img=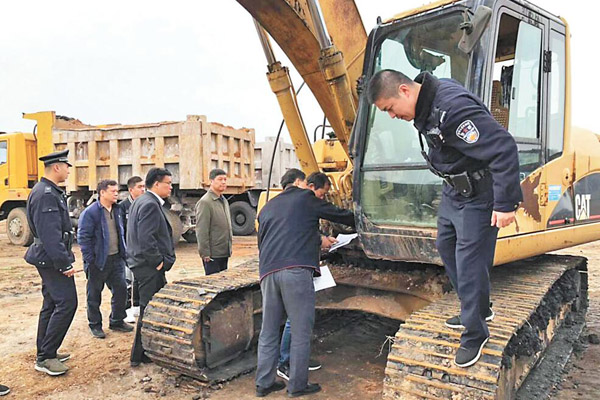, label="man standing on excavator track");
[367,69,522,367]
